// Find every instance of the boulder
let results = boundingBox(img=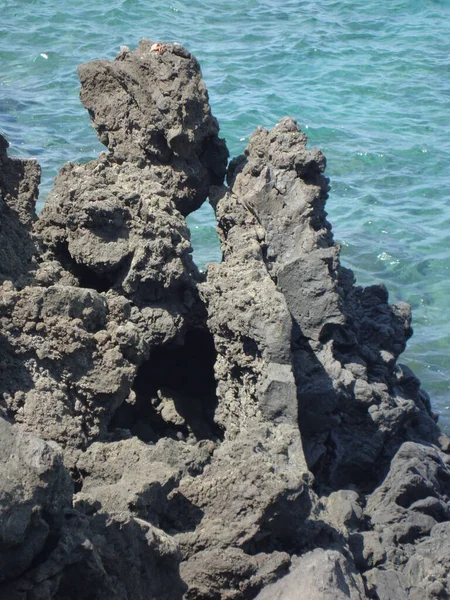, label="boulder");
[0,418,72,582]
[254,549,366,600]
[0,132,40,287]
